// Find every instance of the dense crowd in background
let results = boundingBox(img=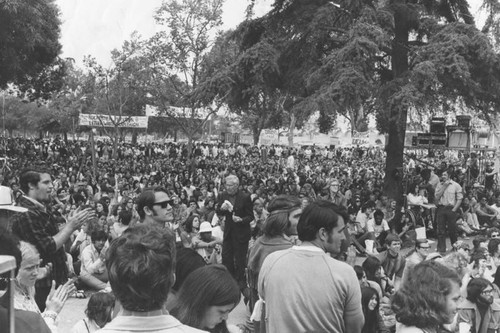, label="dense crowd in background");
[1,136,500,333]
